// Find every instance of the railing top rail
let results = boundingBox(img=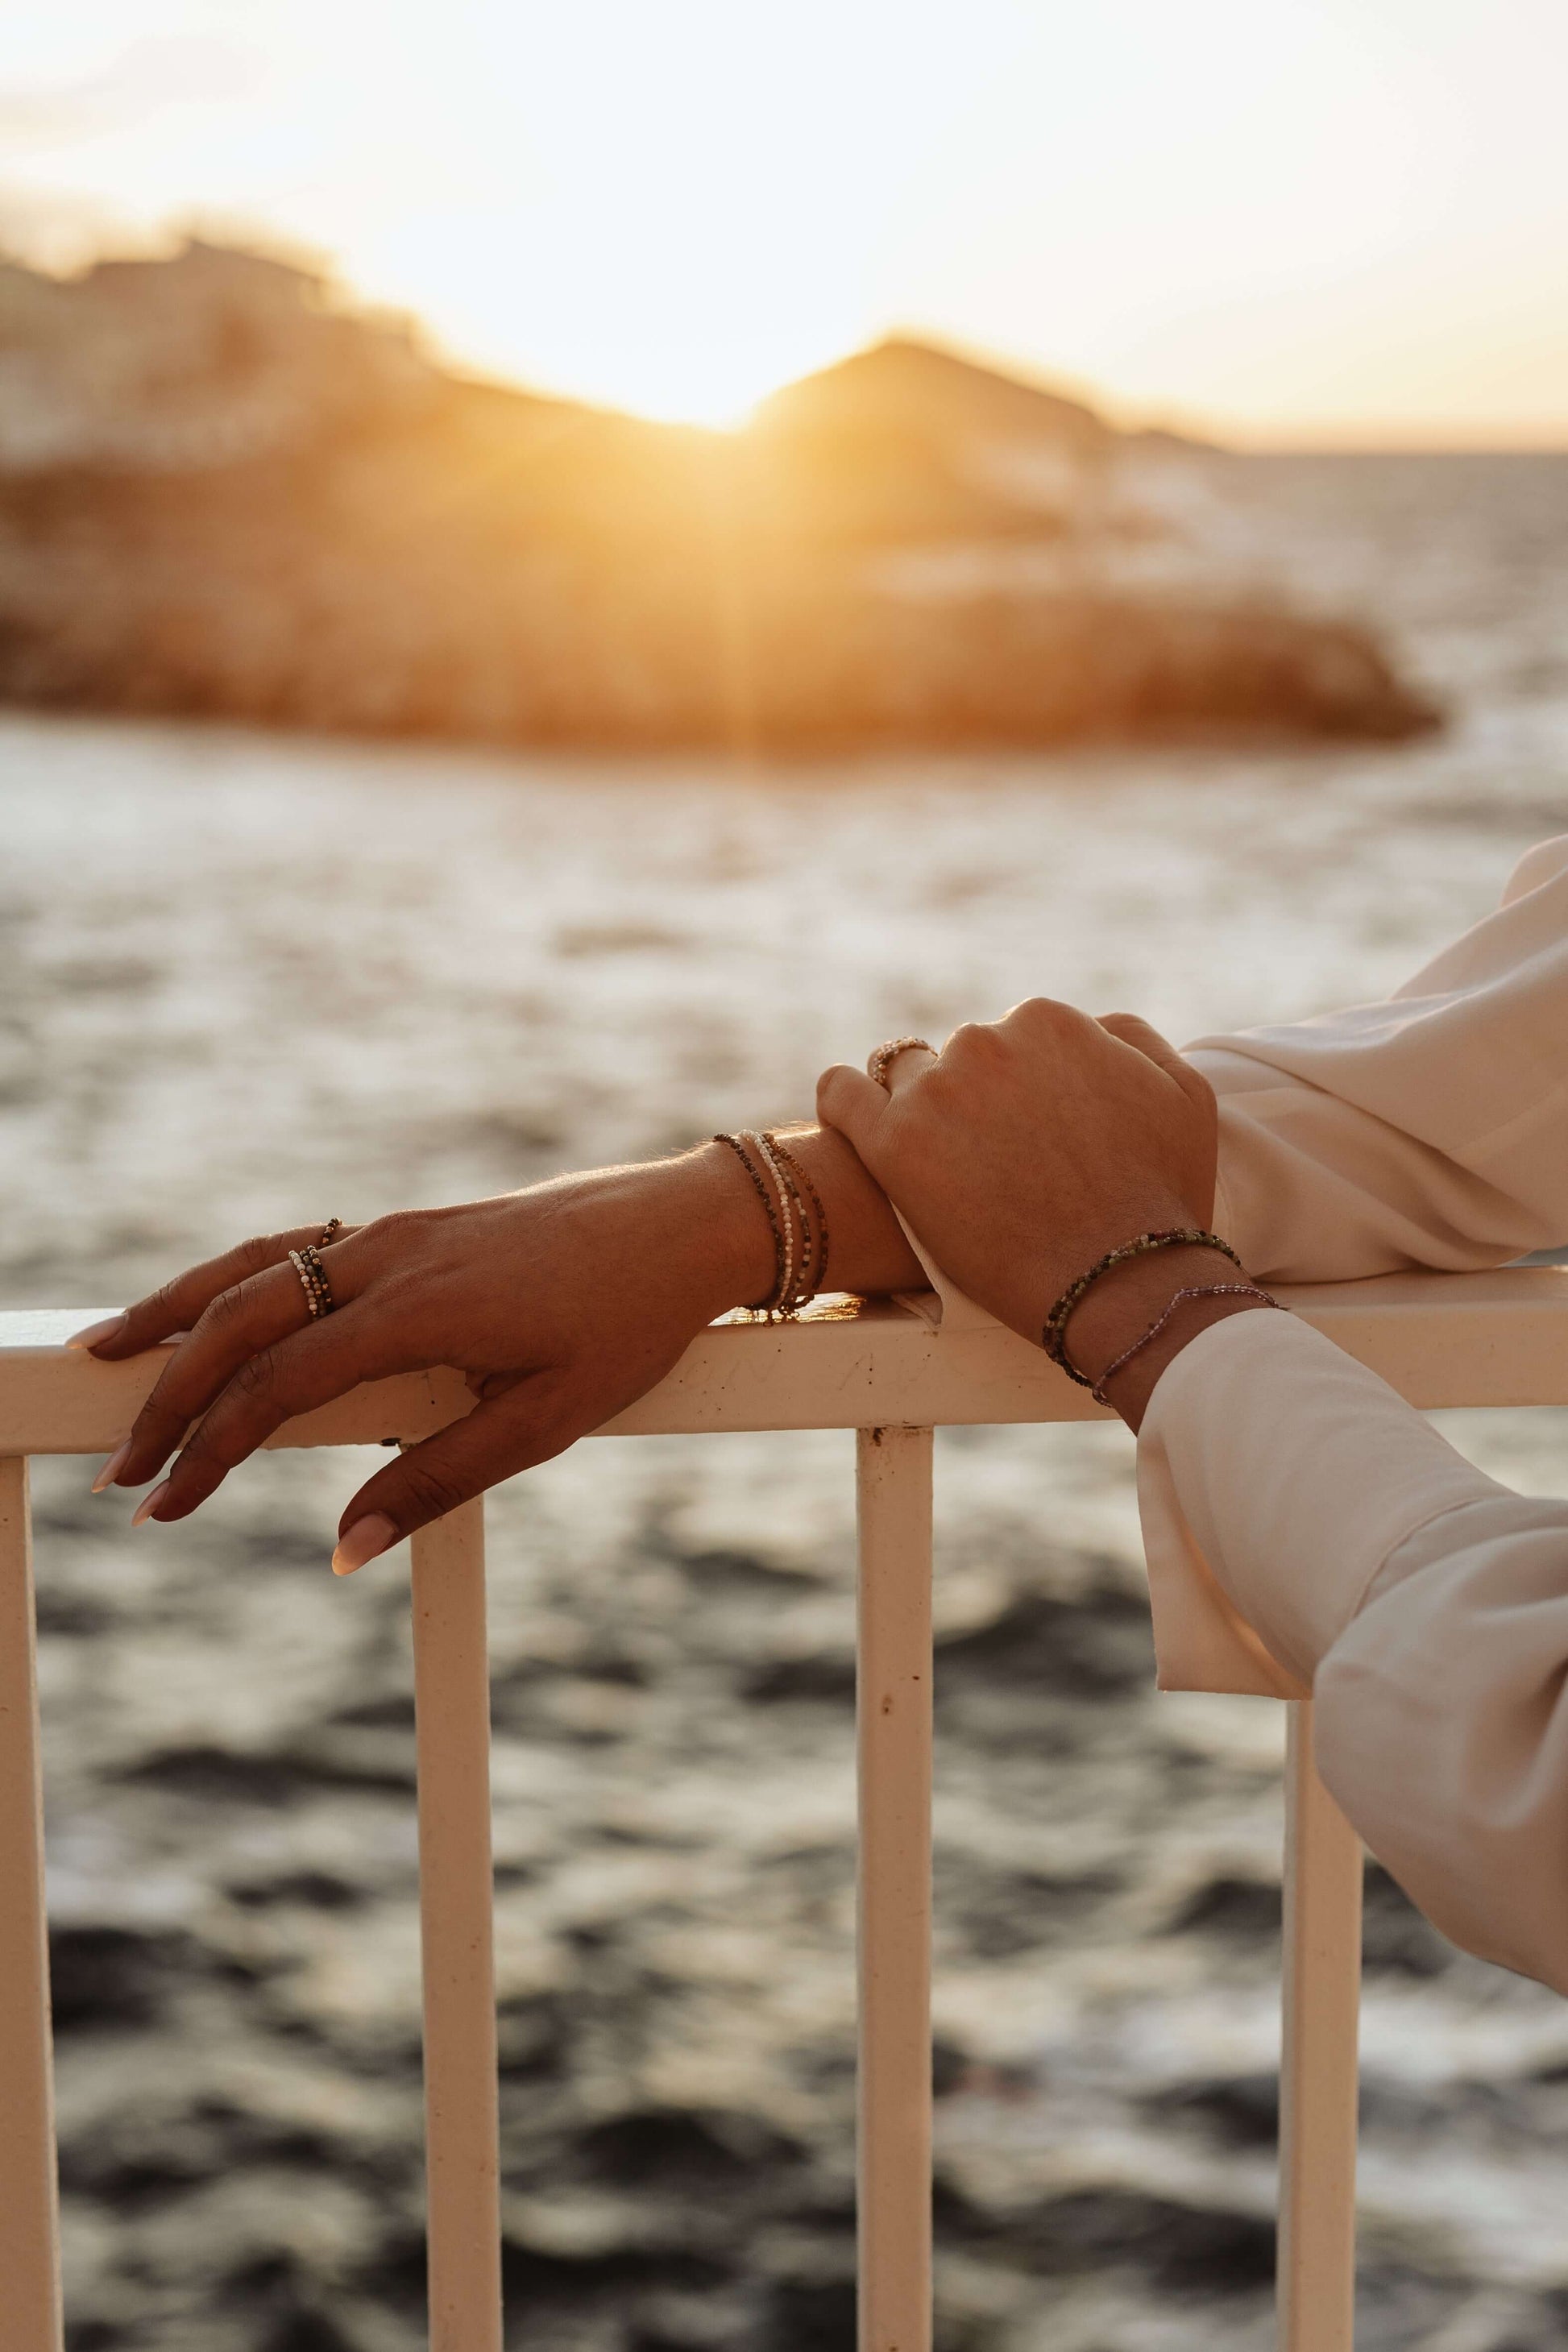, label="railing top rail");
[4,1266,1568,1456]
